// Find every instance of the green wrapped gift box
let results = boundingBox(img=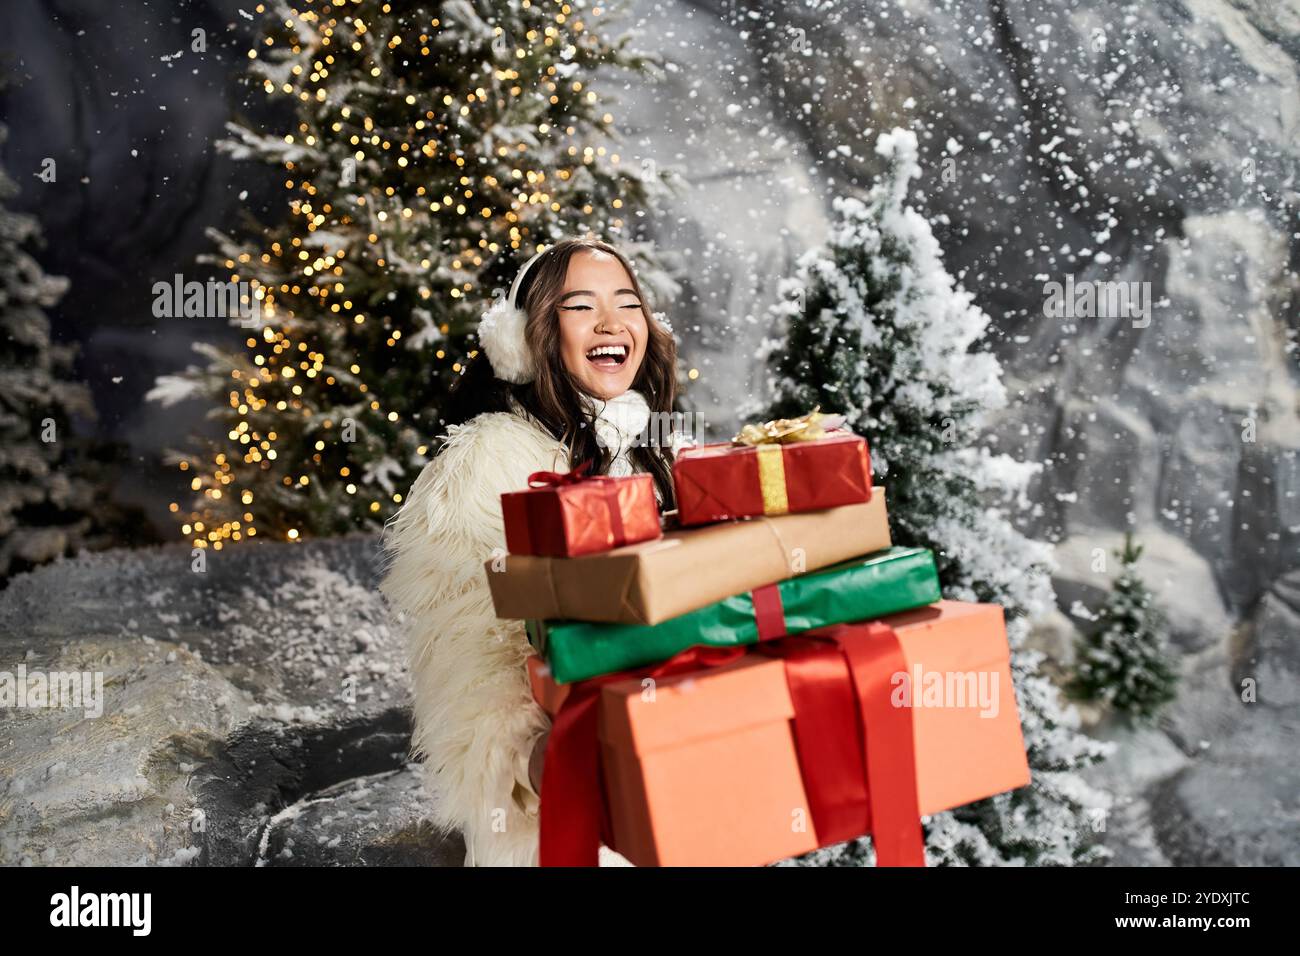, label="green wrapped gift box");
[527,546,942,684]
